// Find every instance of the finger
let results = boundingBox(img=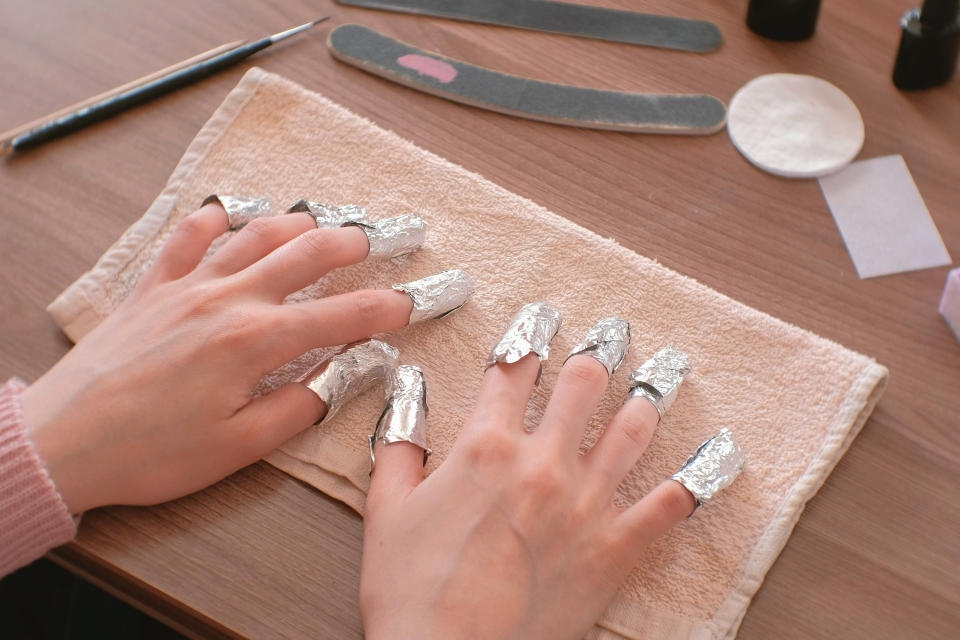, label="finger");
[367,441,426,512]
[536,354,610,453]
[584,396,660,496]
[141,204,229,287]
[230,382,327,460]
[611,480,696,550]
[203,211,317,277]
[259,289,413,369]
[468,354,542,430]
[466,302,562,431]
[240,225,370,301]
